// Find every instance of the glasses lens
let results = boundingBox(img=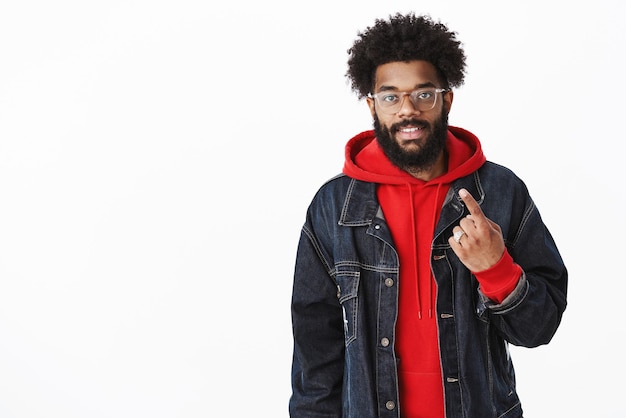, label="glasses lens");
[375,88,439,114]
[410,89,438,111]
